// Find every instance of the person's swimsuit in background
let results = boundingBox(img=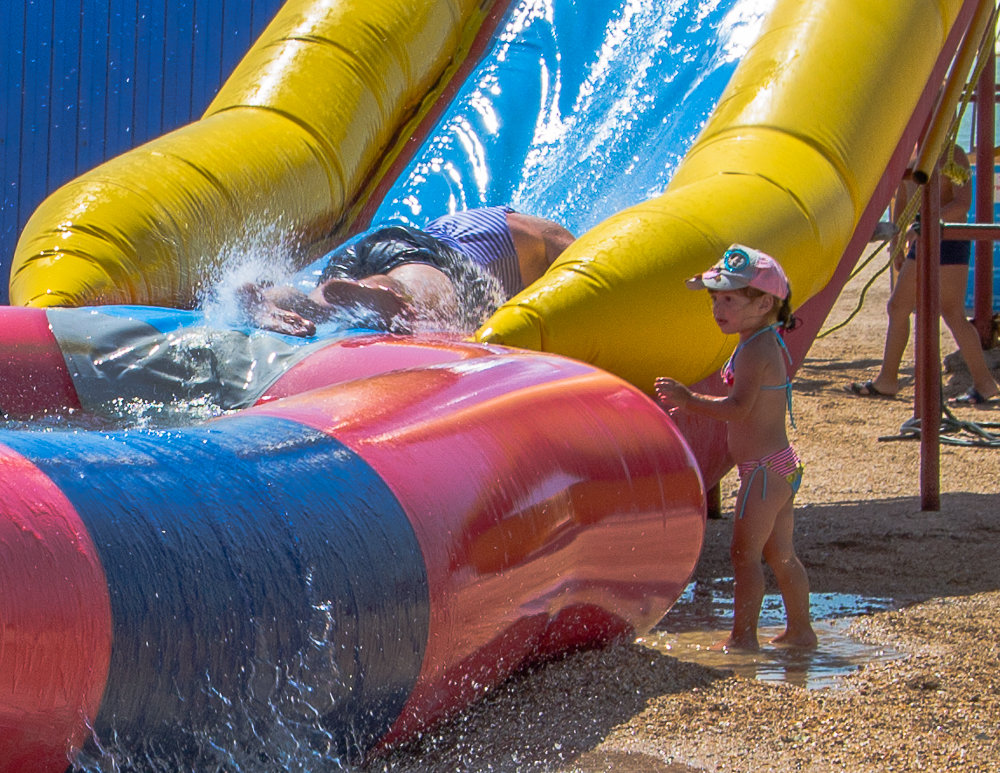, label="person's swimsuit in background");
[907,214,971,265]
